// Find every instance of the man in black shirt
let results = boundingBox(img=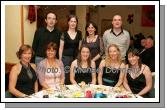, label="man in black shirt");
[32,11,61,64]
[140,36,155,72]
